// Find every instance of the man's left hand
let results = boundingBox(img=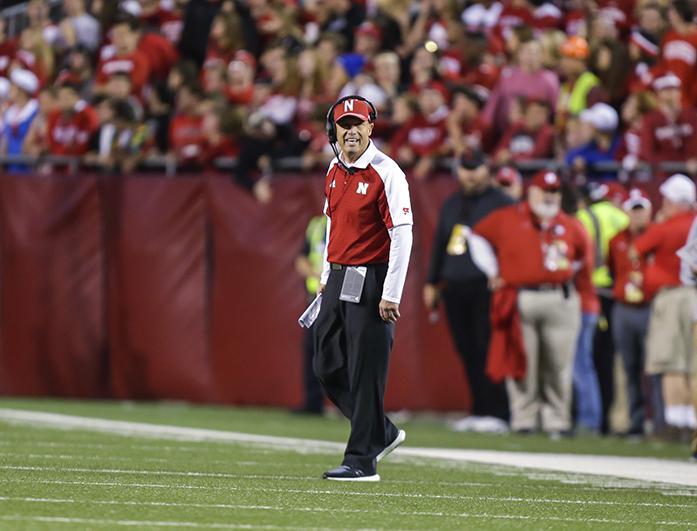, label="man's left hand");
[379,299,400,323]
